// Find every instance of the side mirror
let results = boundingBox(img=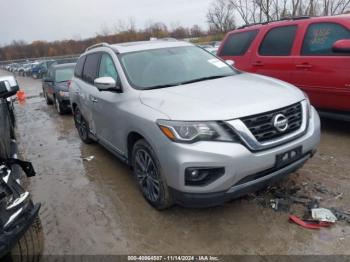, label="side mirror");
[226,60,235,67]
[0,76,19,99]
[332,39,350,53]
[94,77,121,92]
